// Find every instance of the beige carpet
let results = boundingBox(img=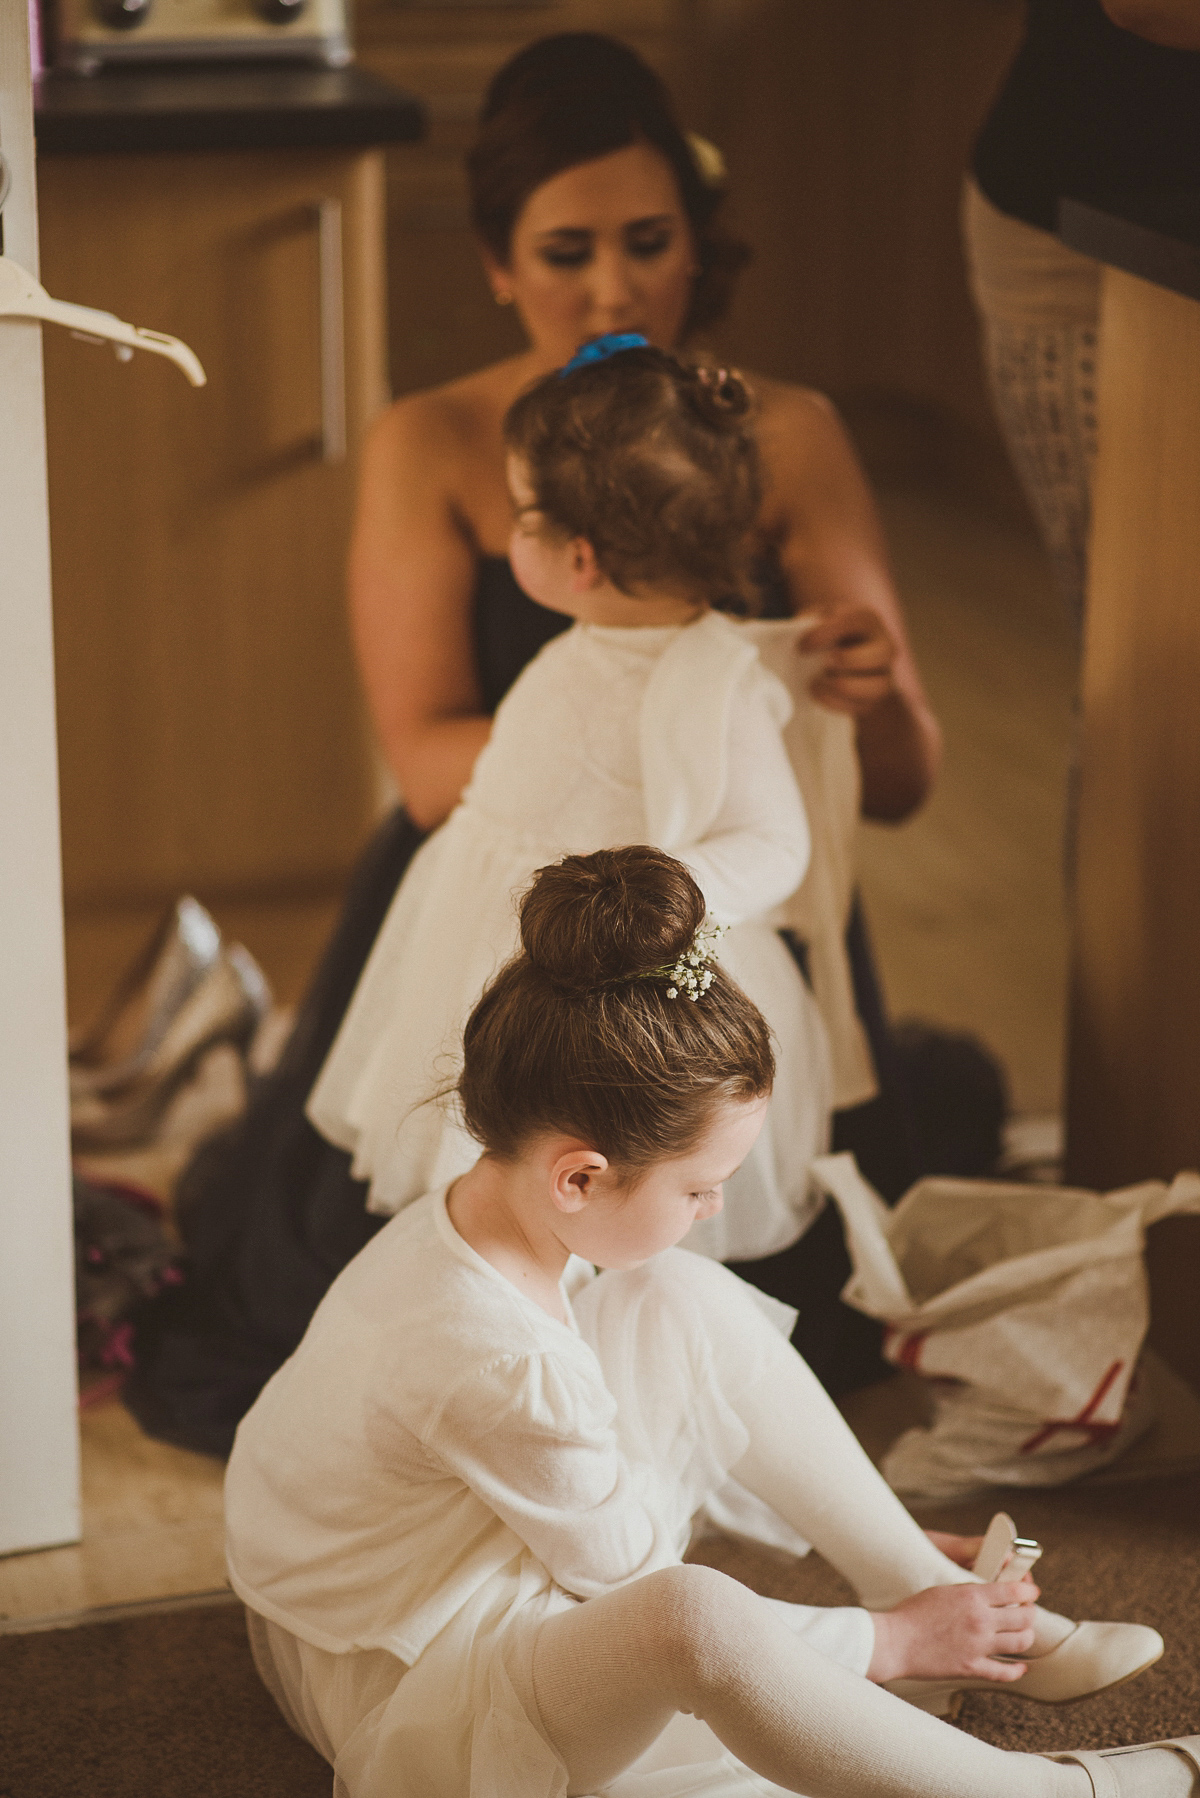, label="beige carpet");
[0,1600,328,1798]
